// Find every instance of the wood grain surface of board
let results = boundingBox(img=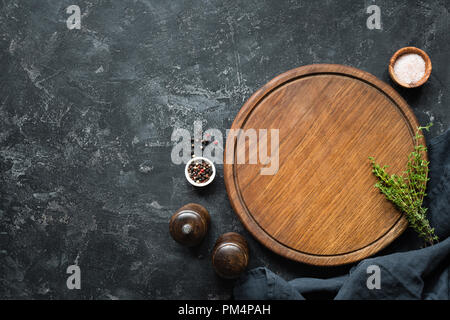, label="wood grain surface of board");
[224,64,425,266]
